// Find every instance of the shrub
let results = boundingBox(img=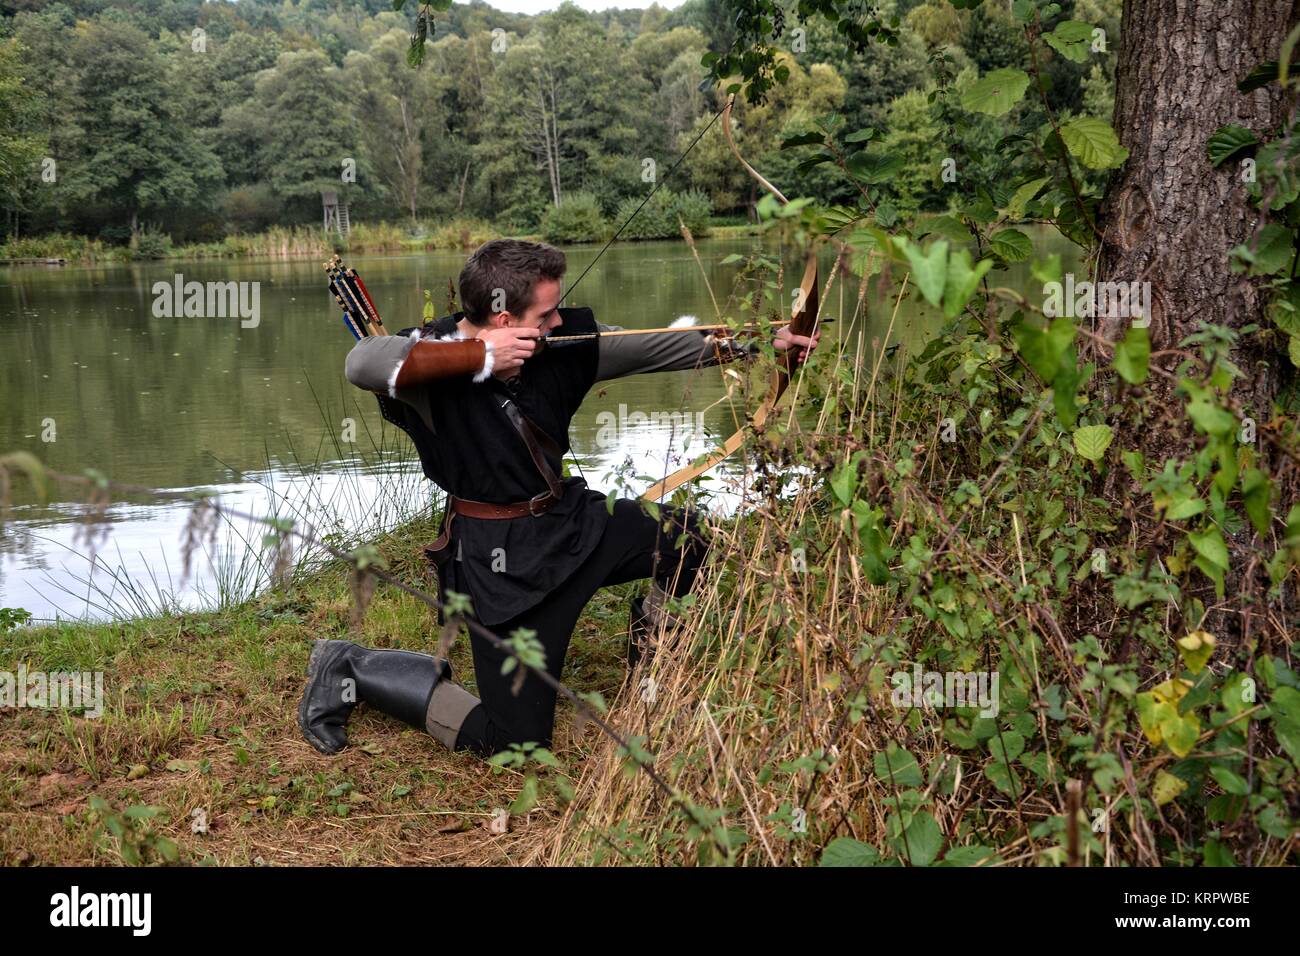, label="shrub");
[611,188,711,240]
[540,192,609,244]
[219,184,283,235]
[132,230,173,260]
